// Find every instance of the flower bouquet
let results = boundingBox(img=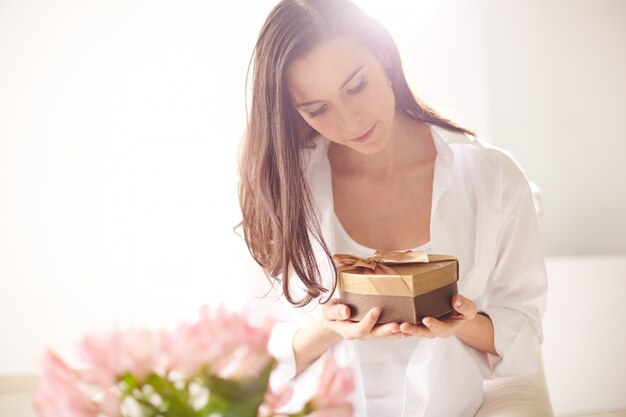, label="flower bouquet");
[33,305,354,417]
